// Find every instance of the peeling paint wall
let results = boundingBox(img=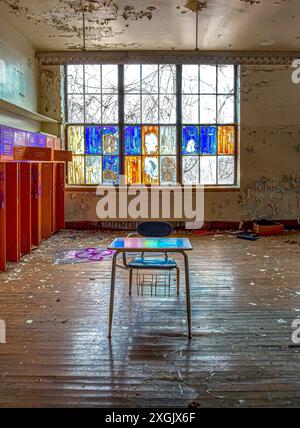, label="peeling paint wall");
[64,64,300,222]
